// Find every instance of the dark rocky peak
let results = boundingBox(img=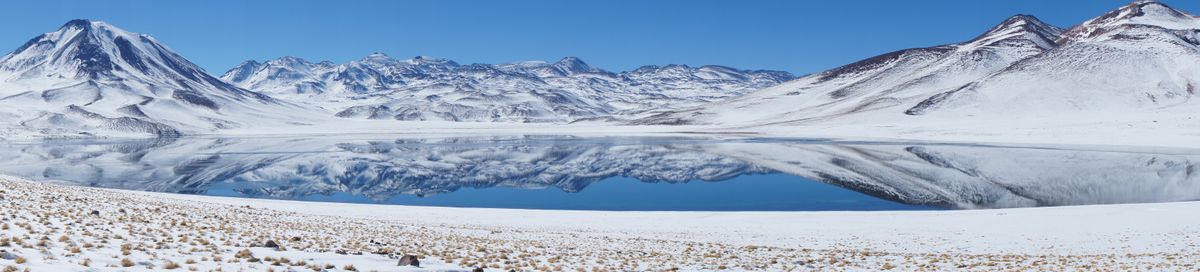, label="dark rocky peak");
[552,56,604,74]
[966,14,1064,49]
